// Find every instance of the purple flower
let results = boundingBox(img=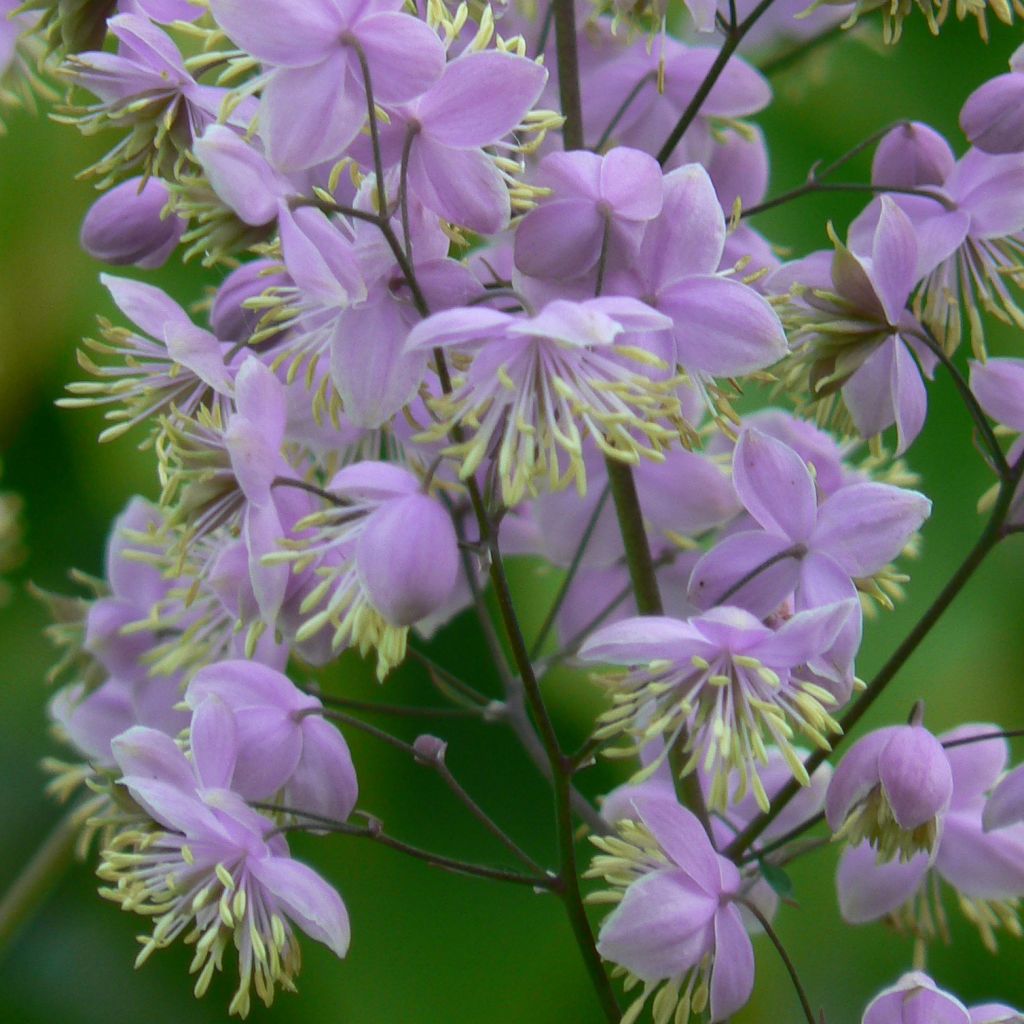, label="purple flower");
[969,357,1024,525]
[851,135,1024,356]
[836,724,1024,950]
[602,163,788,397]
[589,796,754,1023]
[826,722,954,861]
[64,15,233,183]
[863,973,971,1024]
[186,660,358,822]
[579,600,855,811]
[363,49,548,233]
[104,715,350,1017]
[208,0,445,170]
[406,296,677,505]
[270,461,459,678]
[61,274,233,441]
[689,427,930,693]
[514,147,664,281]
[80,176,184,268]
[984,763,1024,831]
[772,197,936,453]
